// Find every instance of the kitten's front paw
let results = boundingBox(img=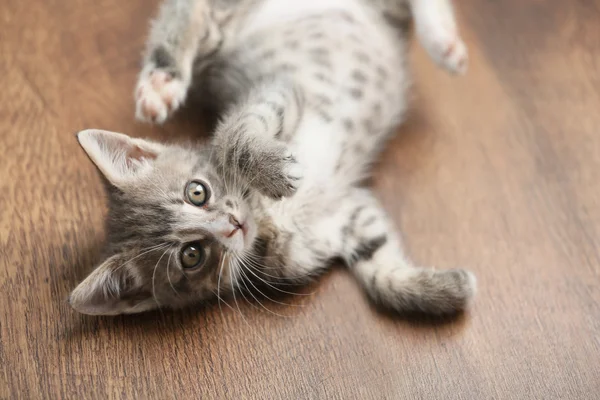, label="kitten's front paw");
[257,148,304,199]
[135,69,188,124]
[419,28,468,75]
